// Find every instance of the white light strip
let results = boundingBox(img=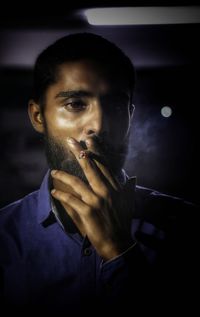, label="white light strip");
[84,6,200,25]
